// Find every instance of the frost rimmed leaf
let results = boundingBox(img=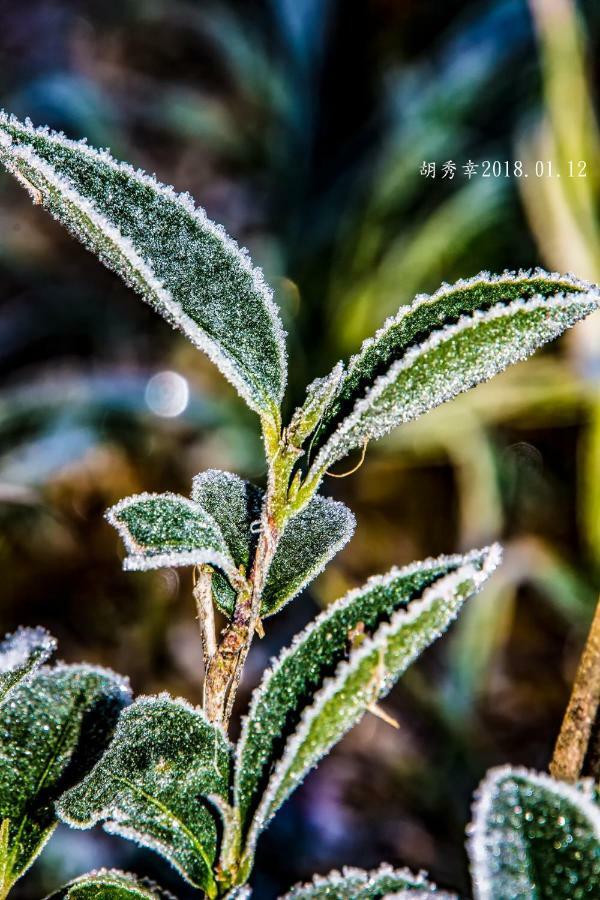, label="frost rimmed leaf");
[279,864,454,899]
[0,665,131,897]
[192,470,355,618]
[106,492,244,589]
[0,112,286,416]
[308,271,598,474]
[48,869,168,899]
[468,766,600,900]
[0,626,56,705]
[57,695,231,899]
[236,545,501,848]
